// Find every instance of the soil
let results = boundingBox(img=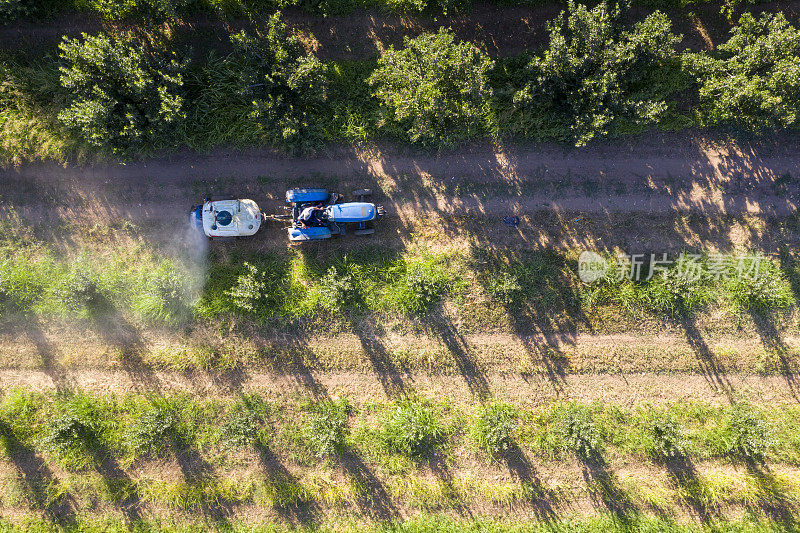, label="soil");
[1,1,799,60]
[2,134,800,527]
